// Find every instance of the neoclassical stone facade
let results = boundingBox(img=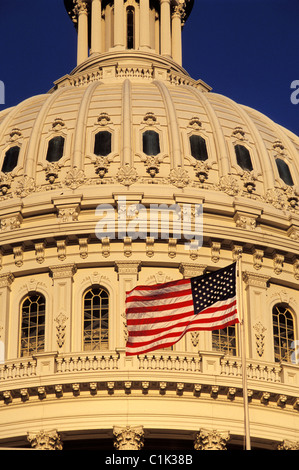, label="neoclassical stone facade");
[0,0,298,450]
